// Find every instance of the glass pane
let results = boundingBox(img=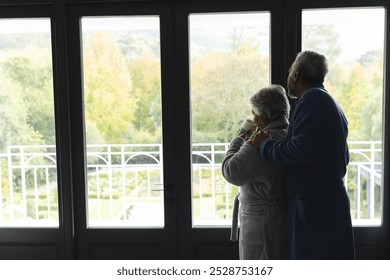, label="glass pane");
[189,12,270,226]
[302,8,385,226]
[81,16,164,228]
[0,19,58,227]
